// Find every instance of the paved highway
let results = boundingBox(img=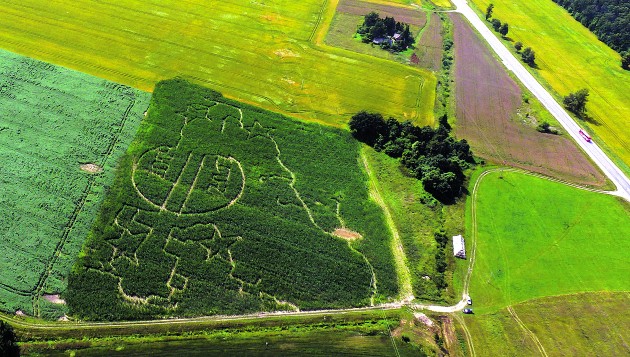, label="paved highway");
[451,0,630,202]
